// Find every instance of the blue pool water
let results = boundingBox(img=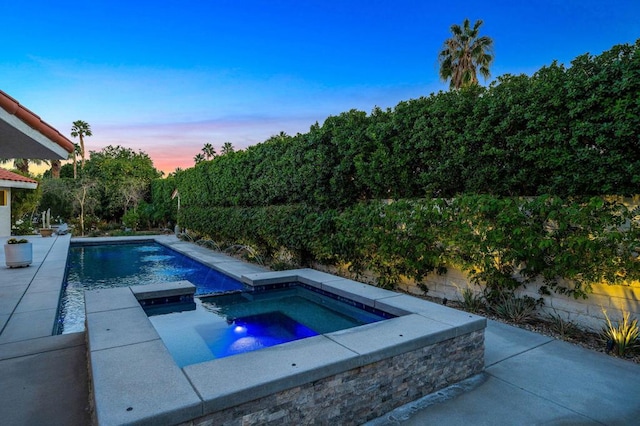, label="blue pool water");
[58,242,245,333]
[59,241,393,364]
[146,286,389,367]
